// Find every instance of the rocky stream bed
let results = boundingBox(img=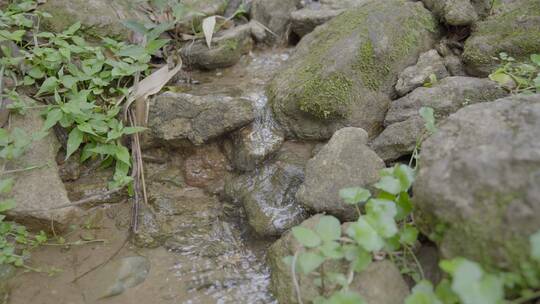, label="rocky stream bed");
[1,0,540,303]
